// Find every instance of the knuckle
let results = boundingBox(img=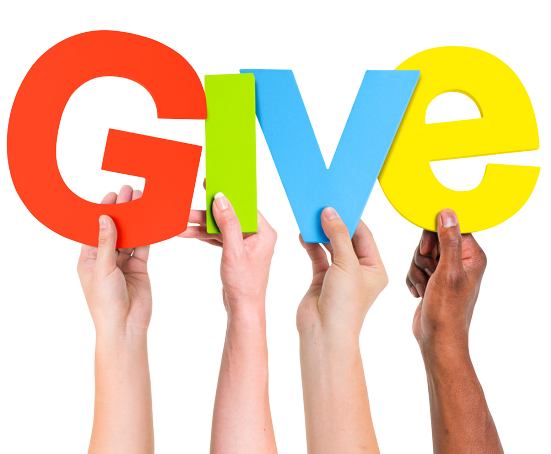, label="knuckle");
[443,236,461,249]
[444,269,465,288]
[414,252,427,268]
[270,227,279,243]
[408,266,426,286]
[476,248,488,268]
[83,247,97,260]
[333,223,349,236]
[98,234,110,248]
[332,257,351,273]
[380,270,390,289]
[221,214,240,230]
[311,256,325,267]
